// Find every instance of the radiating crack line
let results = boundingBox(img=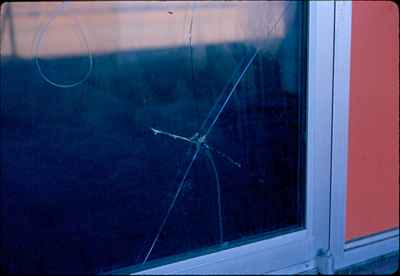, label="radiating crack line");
[202,143,241,168]
[188,7,194,85]
[142,144,201,264]
[204,149,224,243]
[150,127,193,144]
[198,54,247,132]
[198,3,291,139]
[150,127,241,168]
[143,2,291,264]
[202,50,259,139]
